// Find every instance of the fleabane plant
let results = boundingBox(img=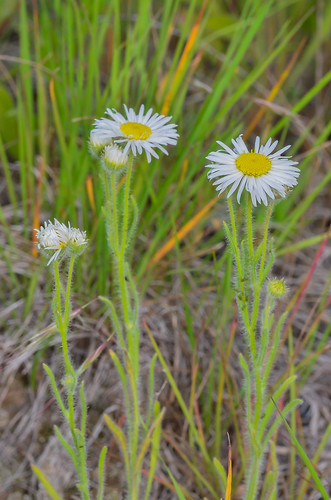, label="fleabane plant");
[90,104,179,500]
[34,220,107,499]
[205,135,300,500]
